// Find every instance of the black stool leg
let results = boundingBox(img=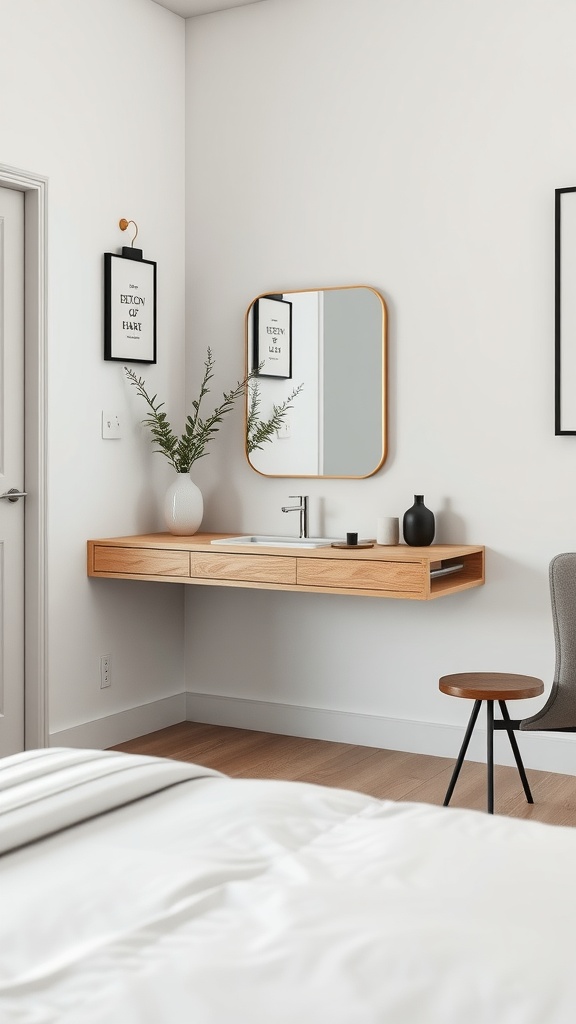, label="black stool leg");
[443,699,482,807]
[487,700,494,814]
[498,700,534,804]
